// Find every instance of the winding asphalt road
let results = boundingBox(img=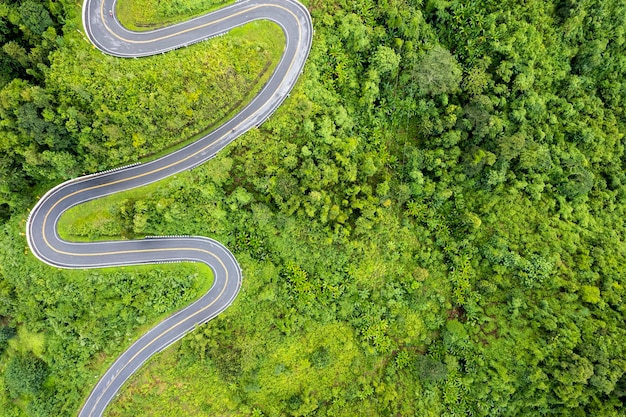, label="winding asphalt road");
[26,0,312,415]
